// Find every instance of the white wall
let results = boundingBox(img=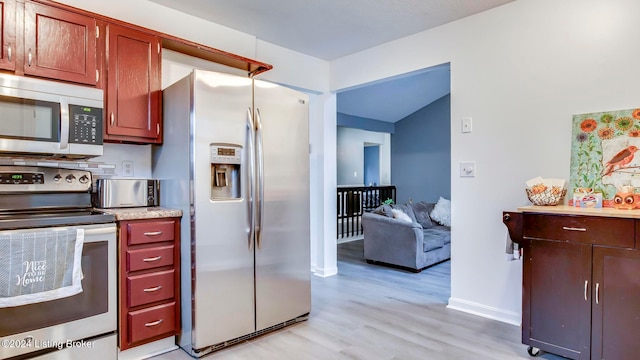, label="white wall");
[331,0,640,324]
[337,127,390,186]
